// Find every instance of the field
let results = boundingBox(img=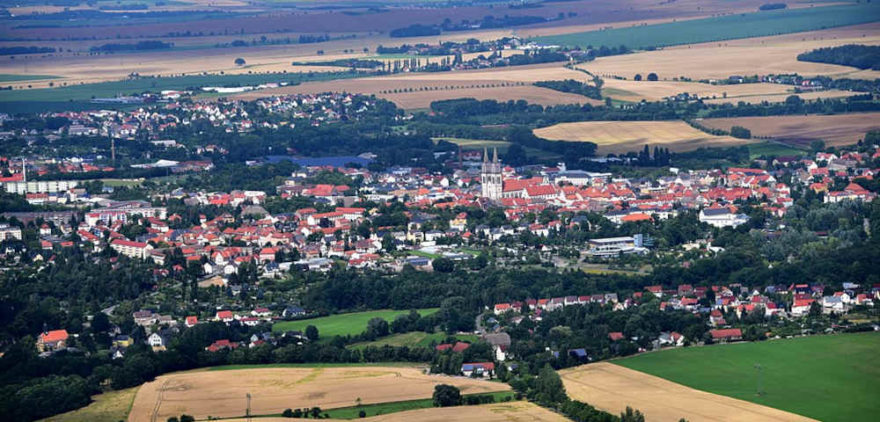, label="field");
[577,23,880,83]
[272,308,439,338]
[348,331,479,350]
[700,113,880,147]
[560,362,814,422]
[41,386,139,422]
[127,365,511,421]
[536,3,880,50]
[433,137,562,161]
[533,120,751,154]
[614,333,880,421]
[322,391,514,419]
[598,79,855,104]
